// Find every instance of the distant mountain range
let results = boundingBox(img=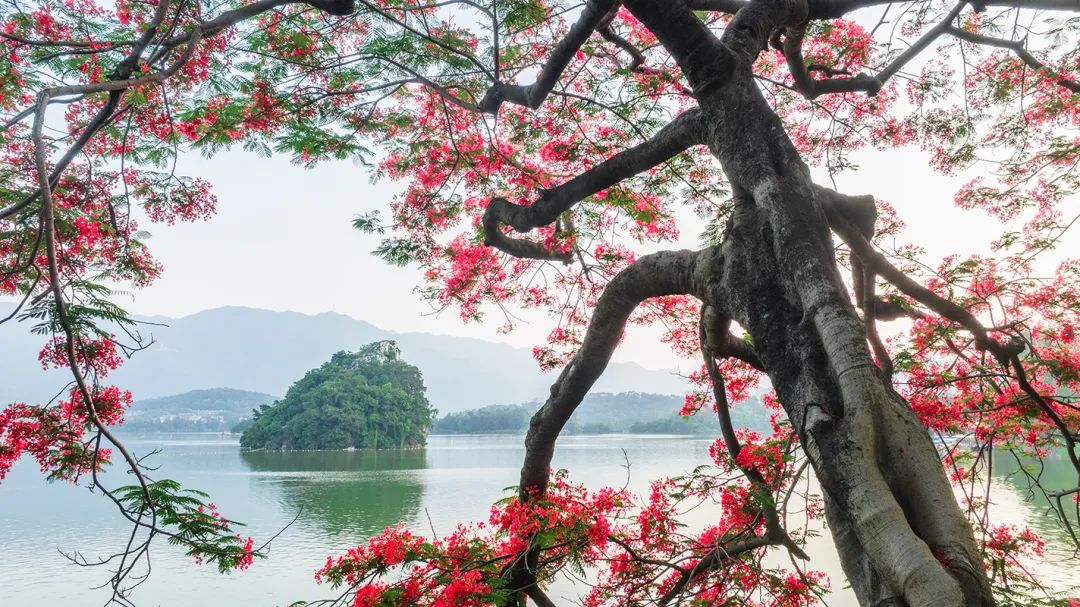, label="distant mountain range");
[434,392,771,436]
[0,305,690,412]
